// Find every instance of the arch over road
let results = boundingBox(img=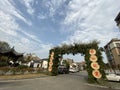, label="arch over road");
[48,40,106,83]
